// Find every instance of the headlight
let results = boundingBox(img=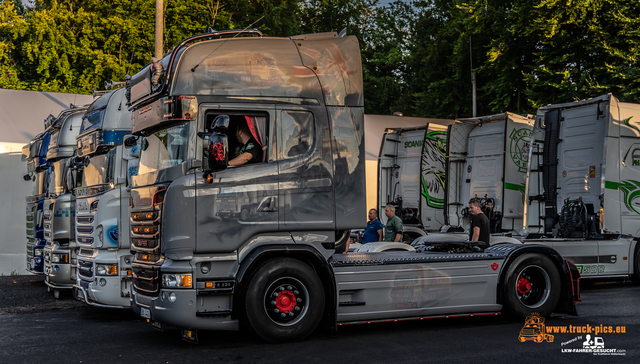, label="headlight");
[52,254,68,263]
[162,274,192,288]
[34,249,43,256]
[96,264,117,276]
